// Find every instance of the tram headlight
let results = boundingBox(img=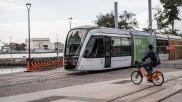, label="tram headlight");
[72,63,76,65]
[72,59,77,63]
[65,60,67,63]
